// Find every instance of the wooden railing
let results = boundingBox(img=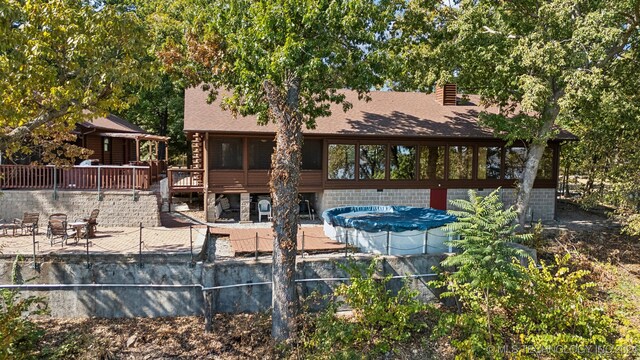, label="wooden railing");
[167,168,205,193]
[129,160,167,183]
[0,165,151,191]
